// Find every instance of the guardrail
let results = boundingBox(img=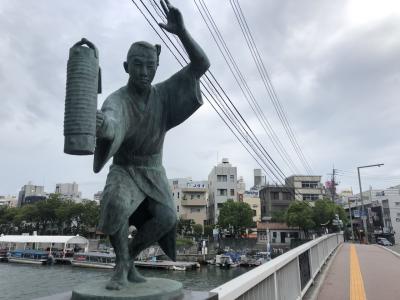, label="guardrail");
[211,233,343,300]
